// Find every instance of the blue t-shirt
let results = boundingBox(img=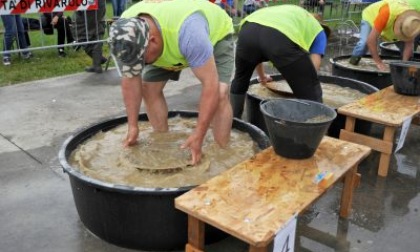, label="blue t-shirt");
[178,13,213,68]
[219,0,234,8]
[309,31,327,56]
